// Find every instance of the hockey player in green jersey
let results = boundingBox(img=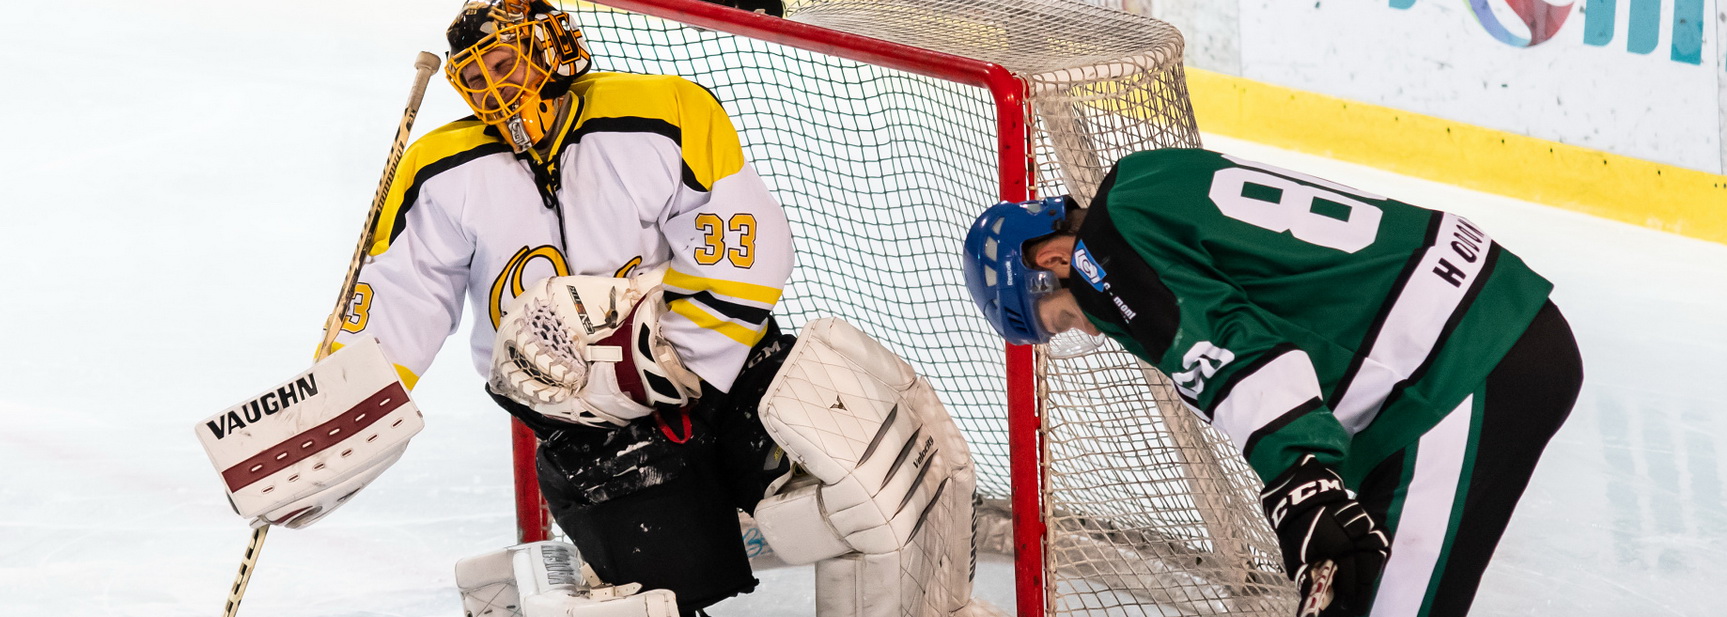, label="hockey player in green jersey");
[962,148,1582,616]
